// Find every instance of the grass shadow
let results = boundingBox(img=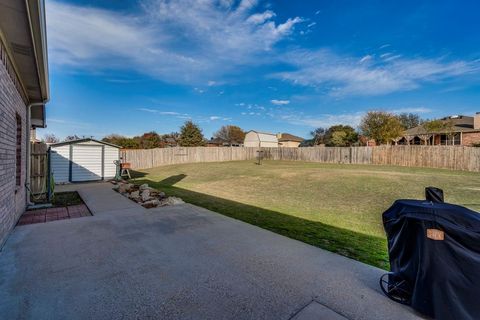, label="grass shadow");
[136,174,390,270]
[130,170,148,179]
